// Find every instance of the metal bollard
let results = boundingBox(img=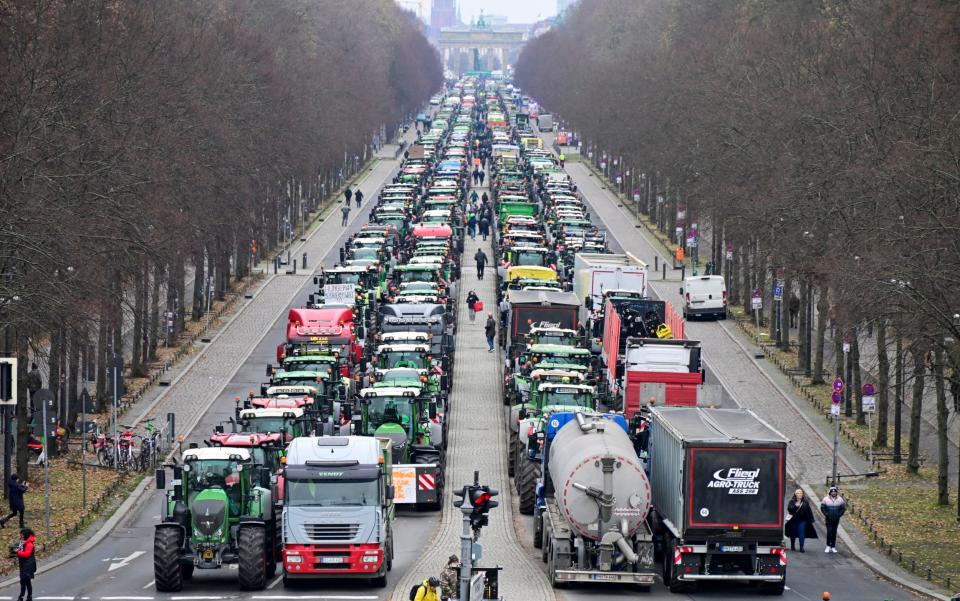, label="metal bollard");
[654,256,658,271]
[287,250,291,265]
[303,252,307,269]
[663,263,667,280]
[681,265,686,281]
